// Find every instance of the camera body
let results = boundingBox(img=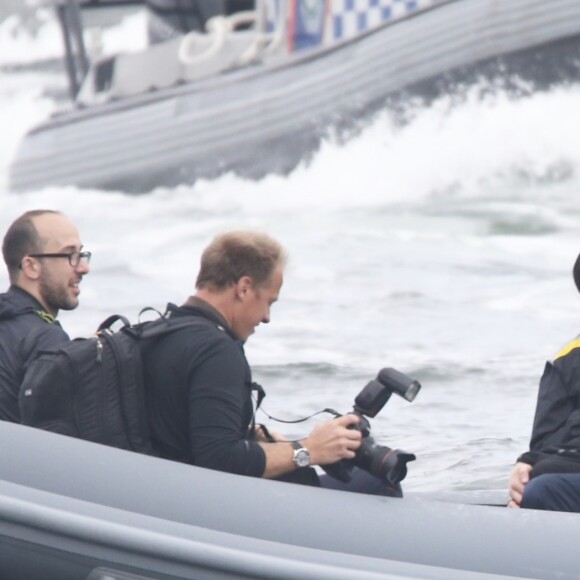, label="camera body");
[322,368,420,487]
